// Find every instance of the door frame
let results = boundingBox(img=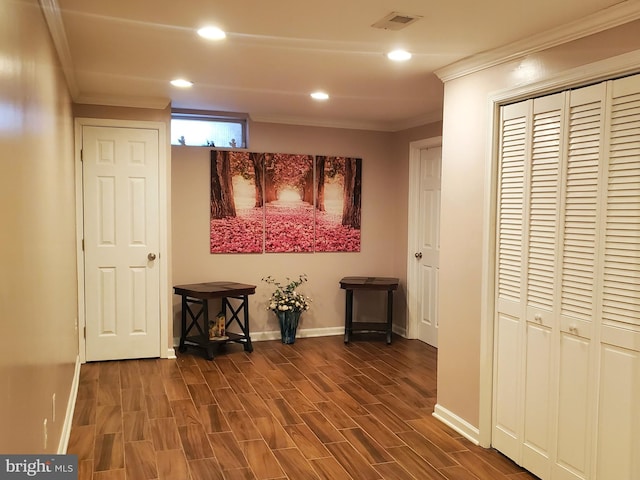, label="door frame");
[406,136,442,340]
[74,117,173,363]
